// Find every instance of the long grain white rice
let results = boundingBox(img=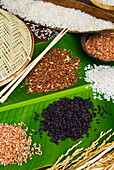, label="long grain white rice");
[84,64,114,102]
[1,0,114,32]
[95,0,114,6]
